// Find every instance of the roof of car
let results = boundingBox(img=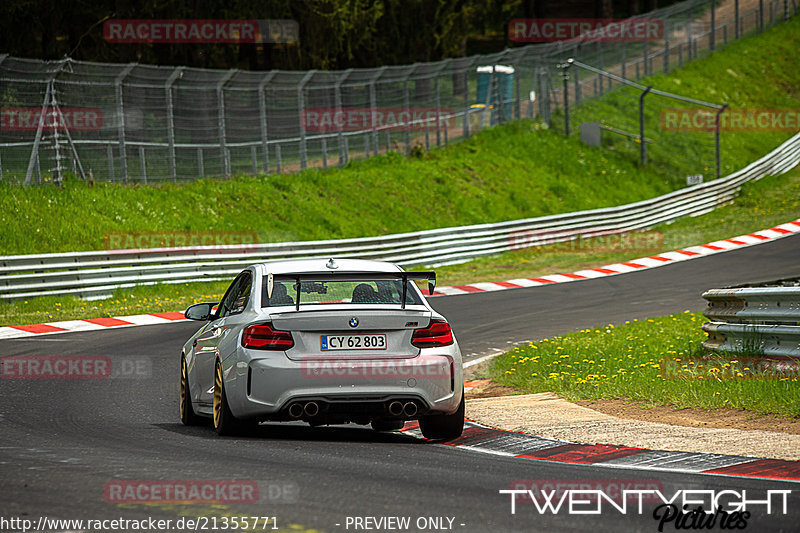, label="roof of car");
[255,258,405,275]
